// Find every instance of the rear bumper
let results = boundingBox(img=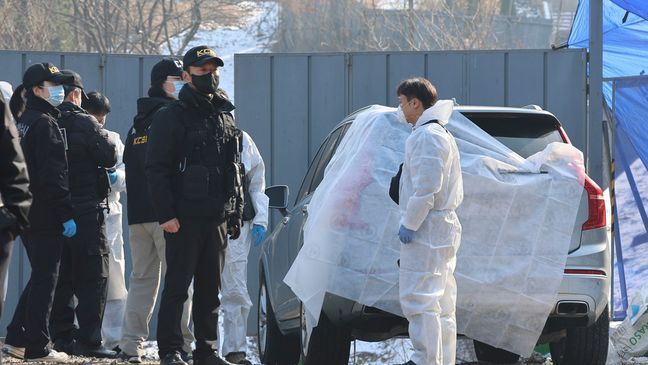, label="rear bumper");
[544,227,610,332]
